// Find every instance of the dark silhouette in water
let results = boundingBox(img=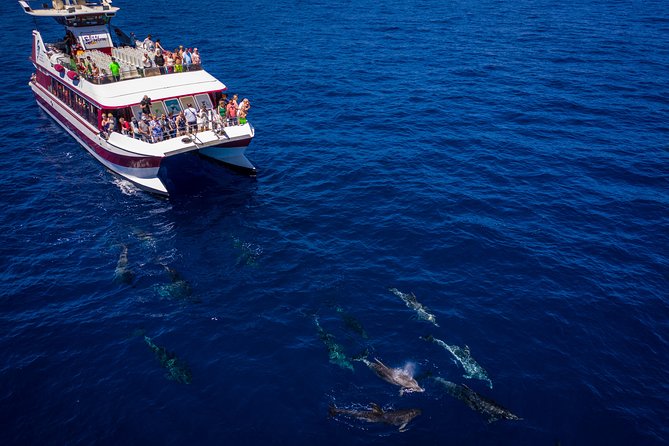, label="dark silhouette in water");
[143,335,192,384]
[314,316,354,372]
[329,403,421,432]
[113,244,134,284]
[155,265,195,301]
[433,377,521,423]
[335,306,368,338]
